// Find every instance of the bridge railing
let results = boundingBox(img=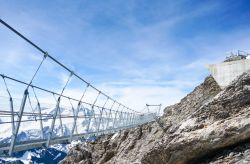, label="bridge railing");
[0,74,156,156]
[0,19,156,156]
